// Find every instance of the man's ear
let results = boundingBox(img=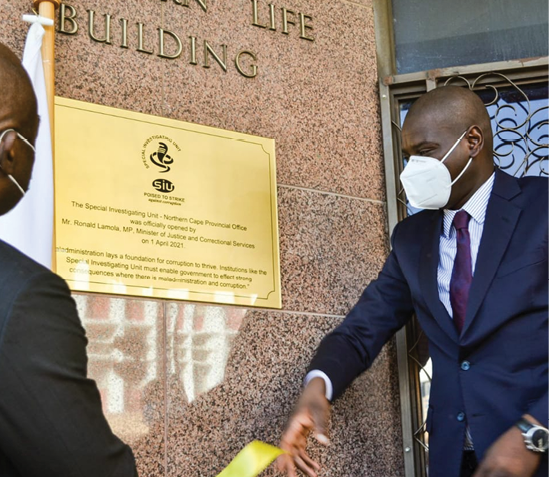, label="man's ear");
[466,126,484,158]
[0,130,18,174]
